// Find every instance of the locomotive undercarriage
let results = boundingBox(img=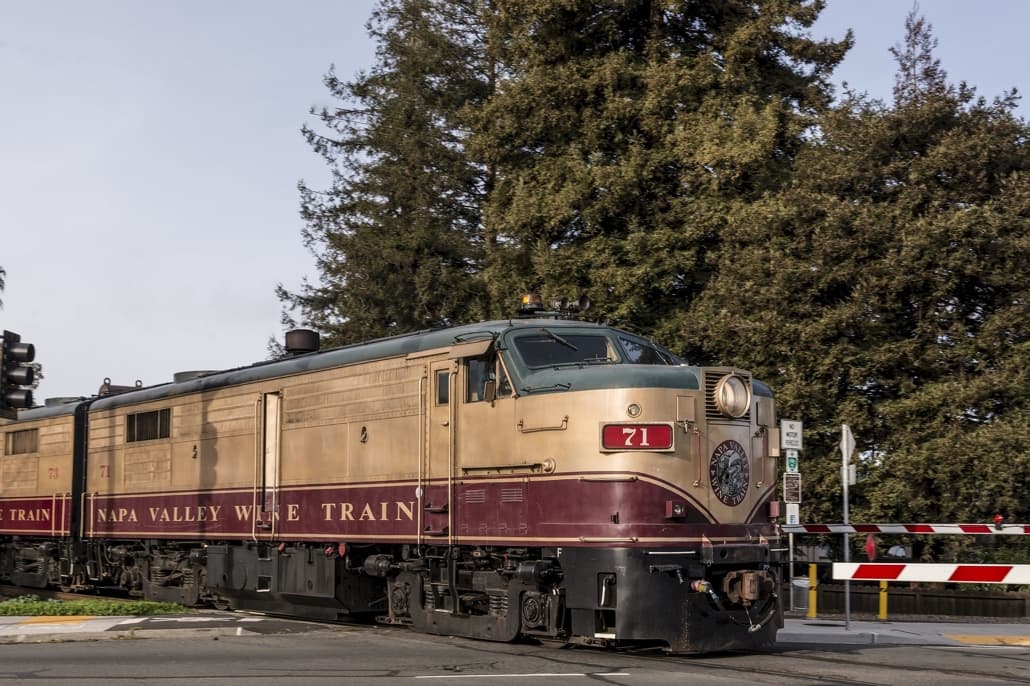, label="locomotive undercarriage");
[0,536,780,653]
[0,536,147,594]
